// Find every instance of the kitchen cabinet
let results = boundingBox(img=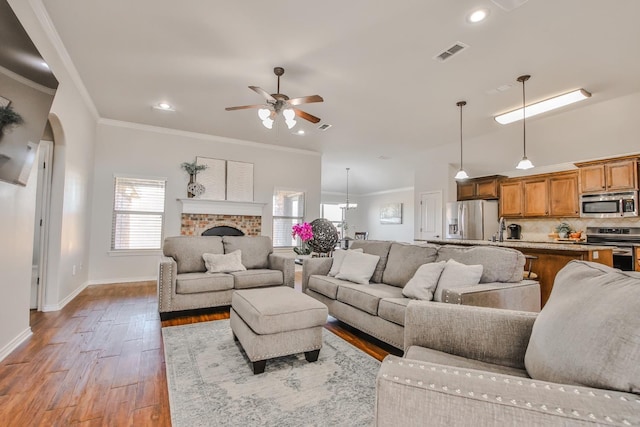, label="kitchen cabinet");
[499,181,523,217]
[456,175,504,201]
[576,157,638,193]
[500,171,579,218]
[523,177,549,217]
[548,172,580,217]
[635,246,640,272]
